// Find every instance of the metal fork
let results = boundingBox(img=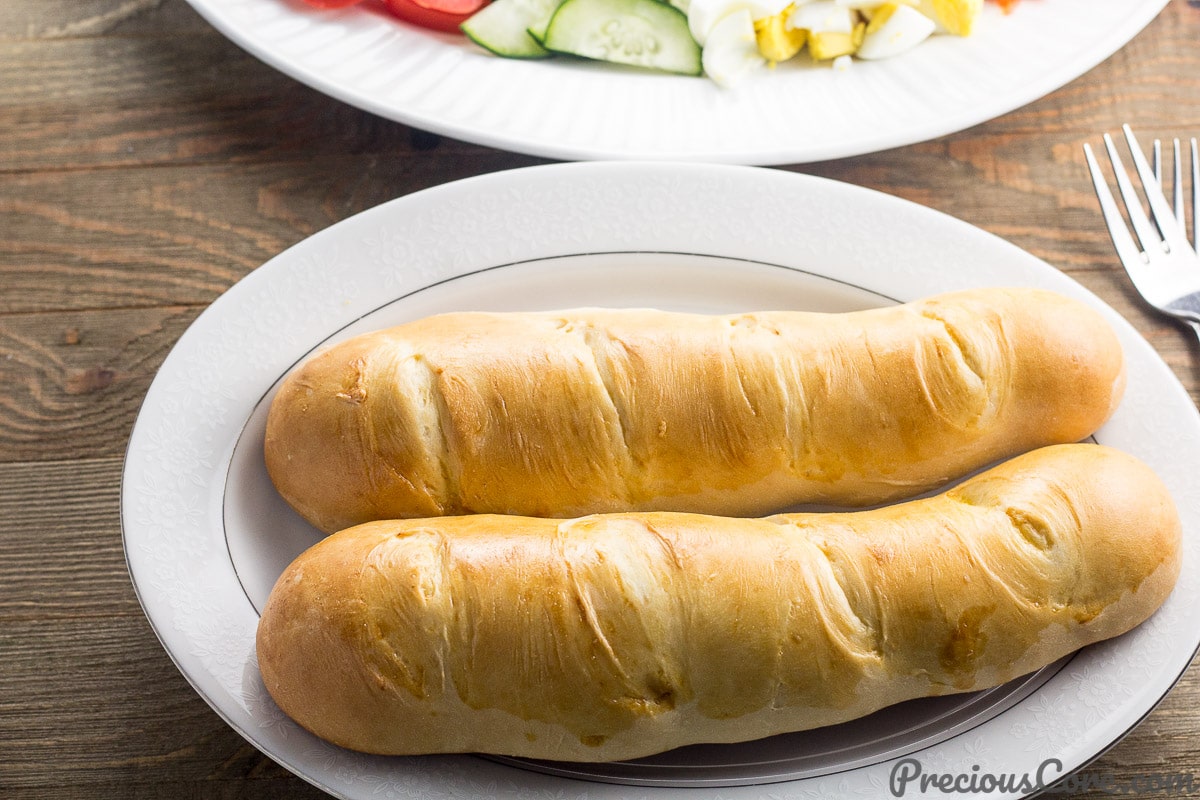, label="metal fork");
[1083,125,1200,340]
